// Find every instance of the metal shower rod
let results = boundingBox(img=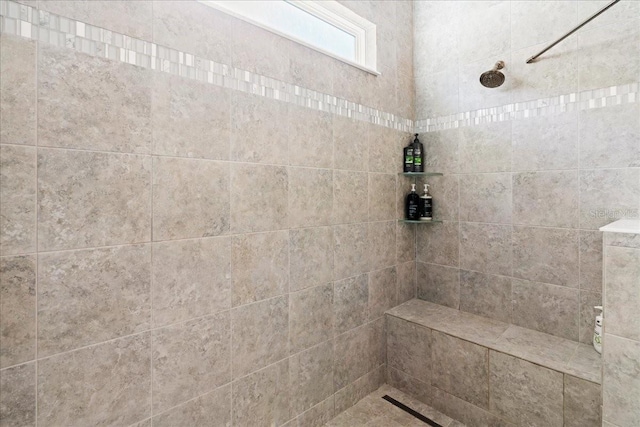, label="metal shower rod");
[526,0,621,64]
